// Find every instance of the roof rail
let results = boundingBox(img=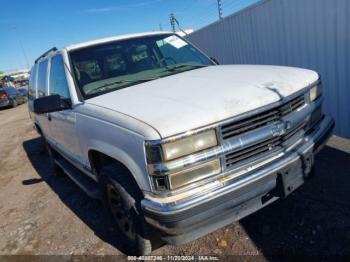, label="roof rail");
[34,47,58,64]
